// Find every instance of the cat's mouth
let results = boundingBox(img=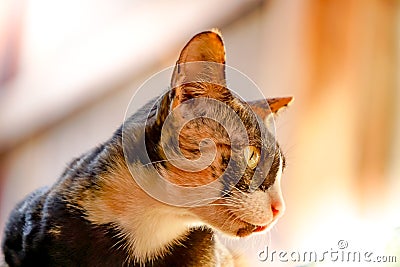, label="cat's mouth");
[236,222,268,237]
[221,210,271,237]
[253,225,268,232]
